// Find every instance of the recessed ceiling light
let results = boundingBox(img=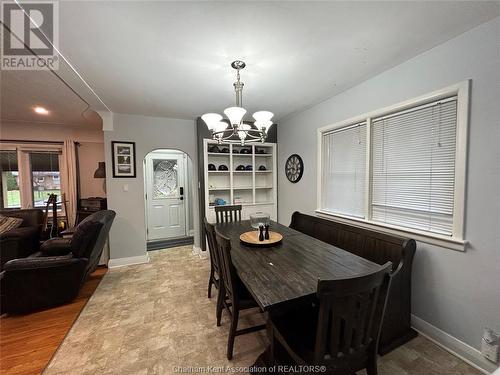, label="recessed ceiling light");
[34,106,49,115]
